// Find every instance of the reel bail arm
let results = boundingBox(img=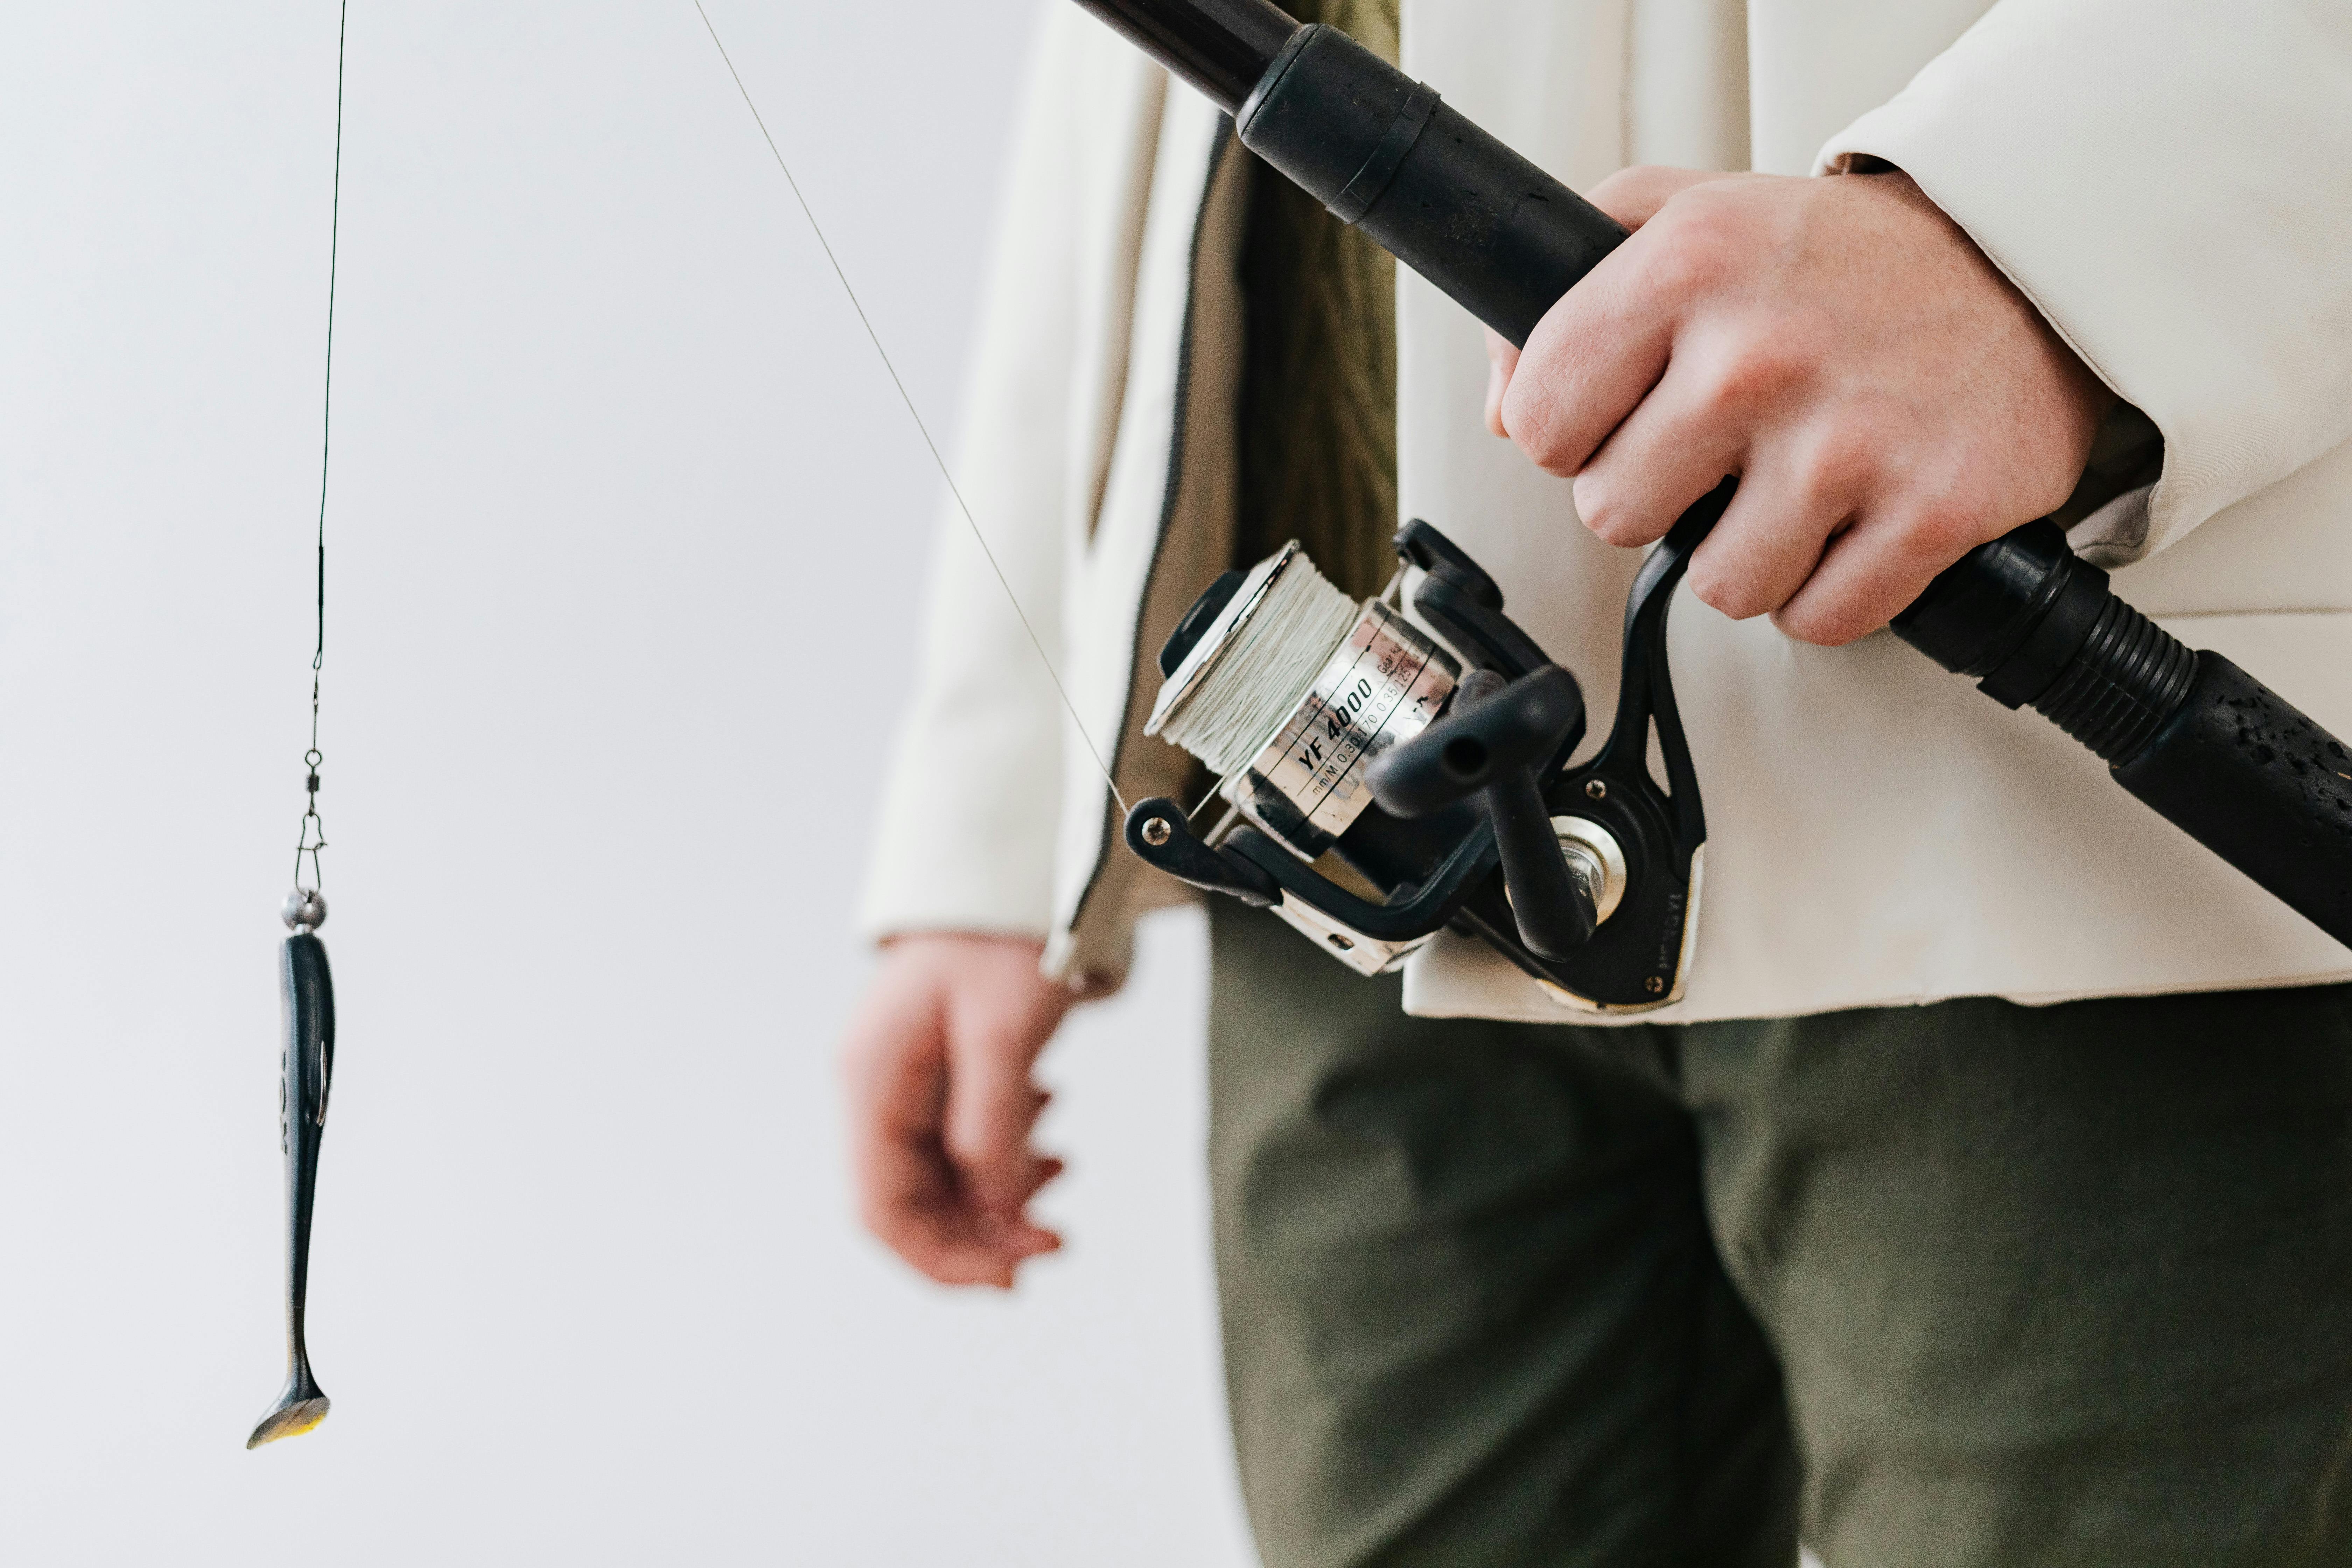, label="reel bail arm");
[1124,798,1281,907]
